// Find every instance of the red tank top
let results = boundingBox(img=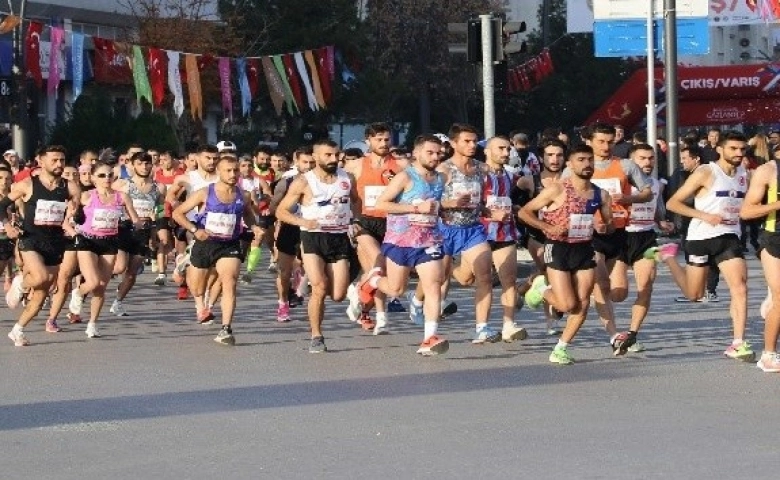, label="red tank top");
[155,167,183,185]
[356,155,401,218]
